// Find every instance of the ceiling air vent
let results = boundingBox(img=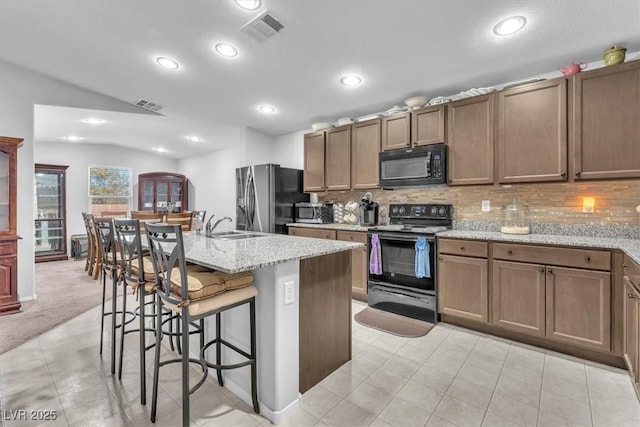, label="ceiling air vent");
[134,99,163,112]
[240,10,284,43]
